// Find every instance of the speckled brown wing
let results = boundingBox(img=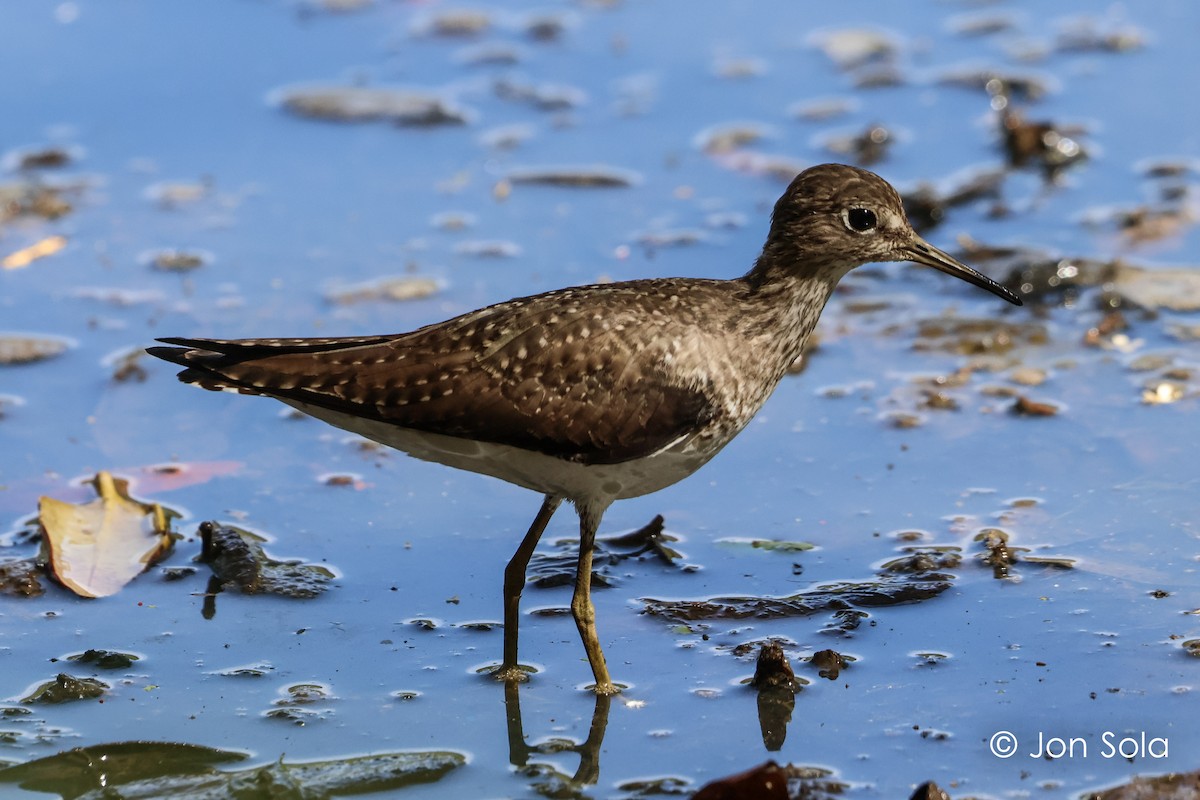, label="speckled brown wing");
[149,281,721,465]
